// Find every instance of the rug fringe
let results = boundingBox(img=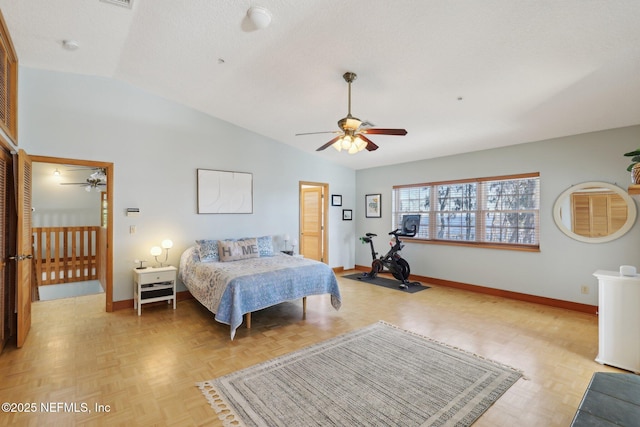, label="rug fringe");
[196,381,246,427]
[377,320,529,380]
